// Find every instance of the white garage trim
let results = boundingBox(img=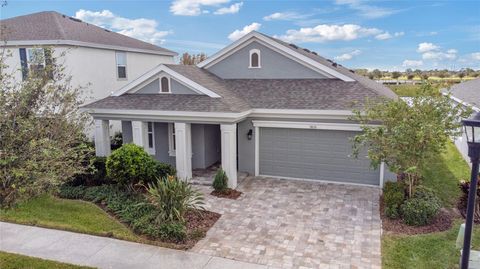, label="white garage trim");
[252,120,383,187]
